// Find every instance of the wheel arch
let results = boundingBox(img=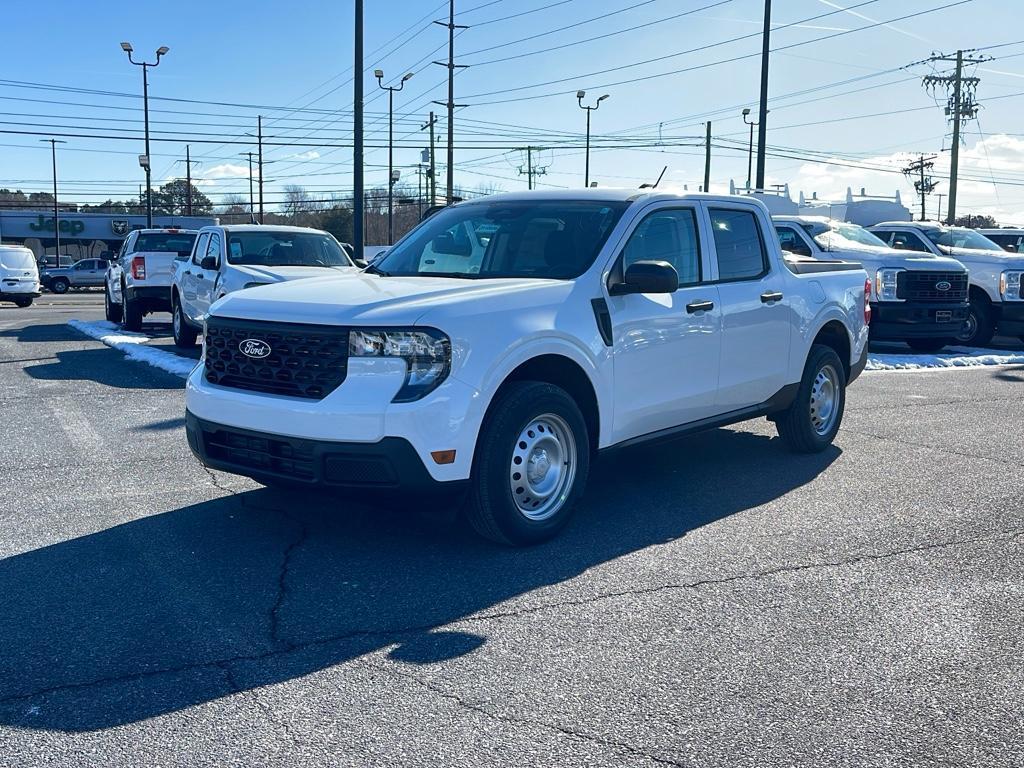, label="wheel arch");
[810,319,852,380]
